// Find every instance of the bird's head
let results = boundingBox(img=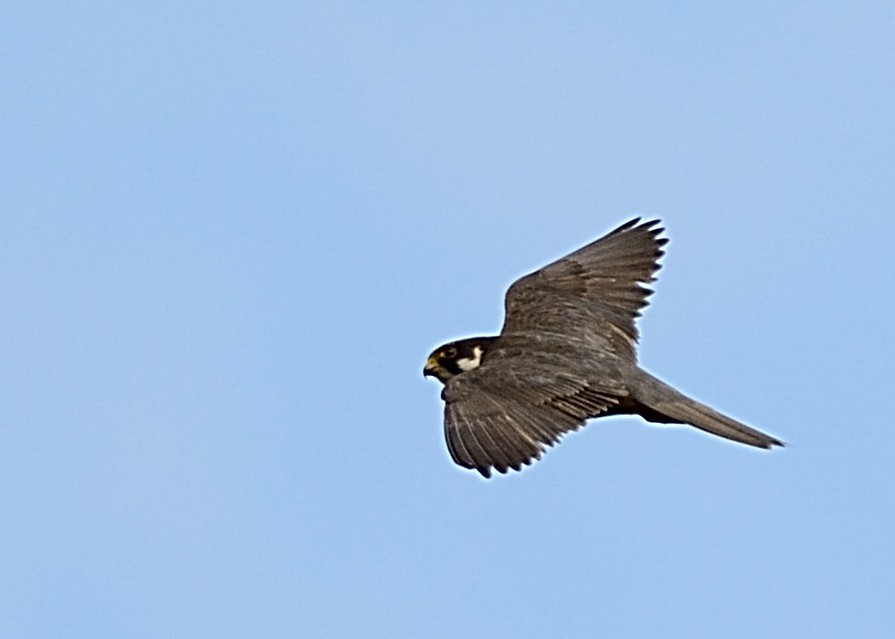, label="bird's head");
[423,337,495,384]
